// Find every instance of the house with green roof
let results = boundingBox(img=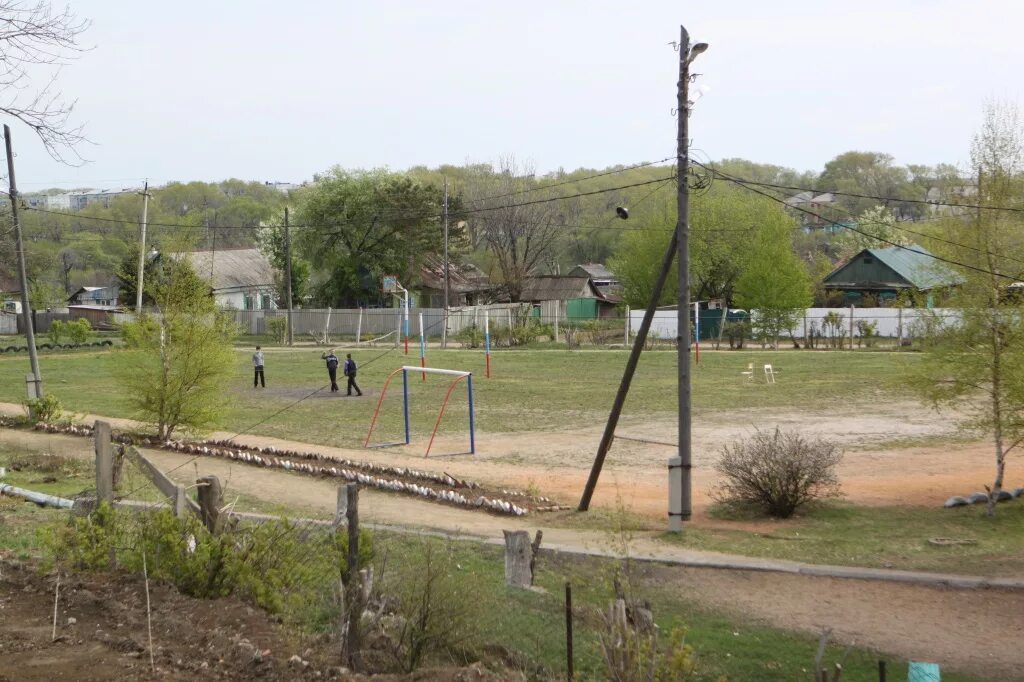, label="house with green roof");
[822,244,964,306]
